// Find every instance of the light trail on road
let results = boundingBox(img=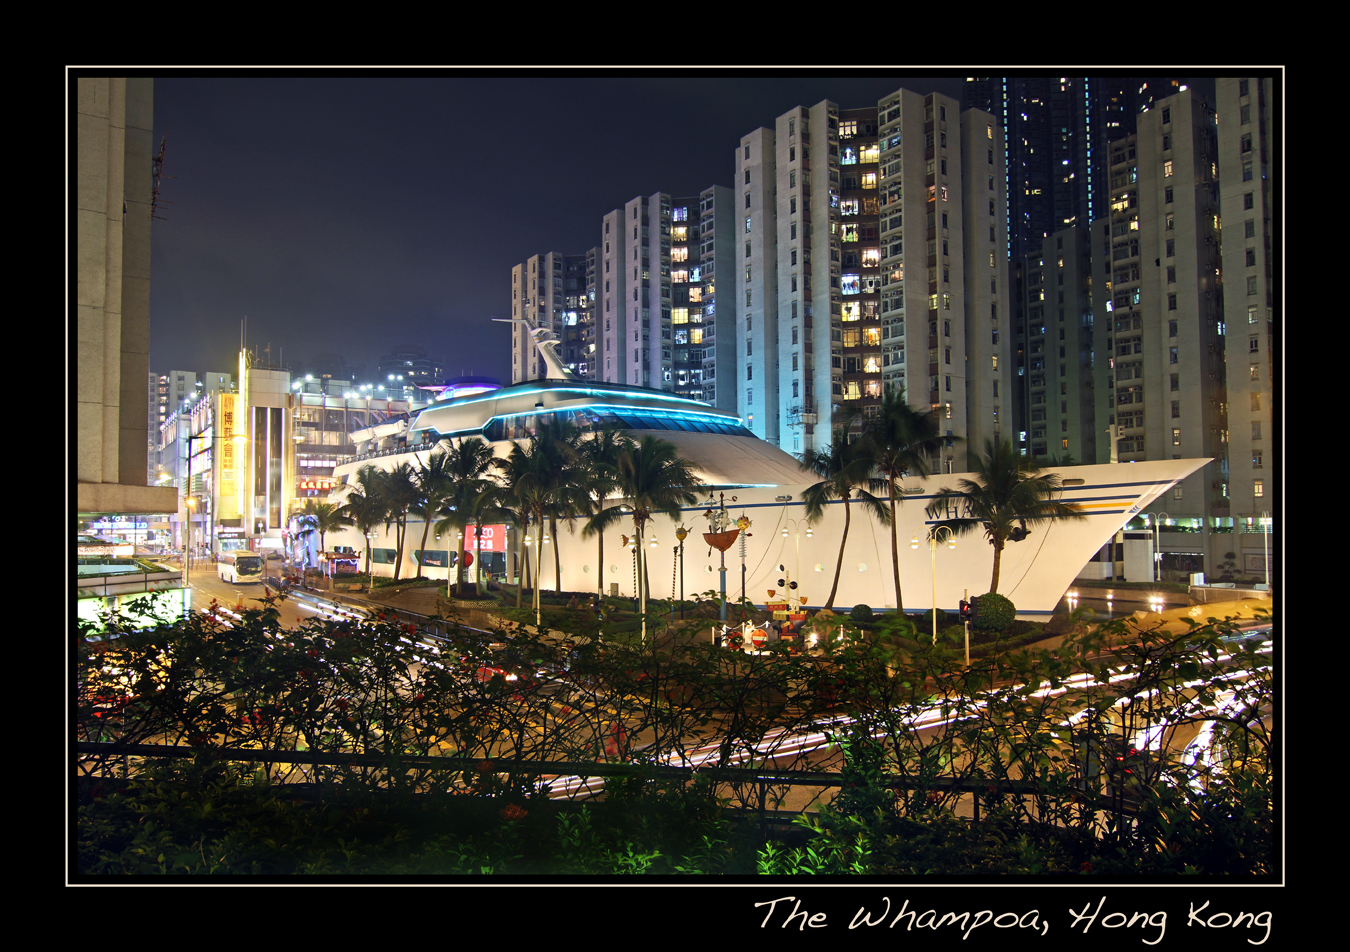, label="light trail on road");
[539,627,1273,802]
